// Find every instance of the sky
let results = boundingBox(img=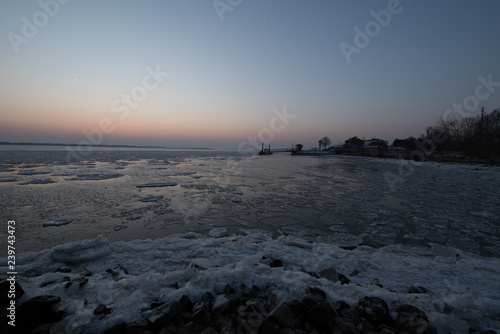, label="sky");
[1,0,500,150]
